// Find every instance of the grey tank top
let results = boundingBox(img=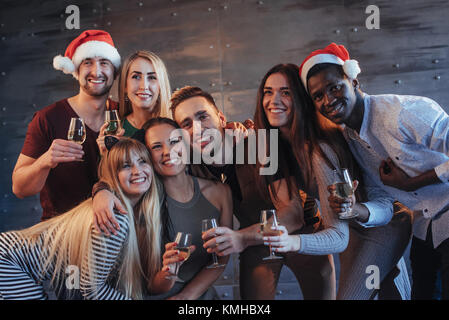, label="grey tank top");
[166,176,221,283]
